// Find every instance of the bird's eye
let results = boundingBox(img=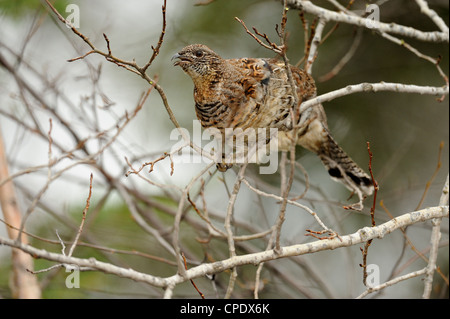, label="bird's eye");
[194,50,204,58]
